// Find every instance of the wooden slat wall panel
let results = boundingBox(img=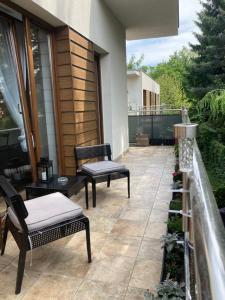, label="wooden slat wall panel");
[146,91,150,107]
[156,94,160,106]
[150,92,156,107]
[55,26,100,175]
